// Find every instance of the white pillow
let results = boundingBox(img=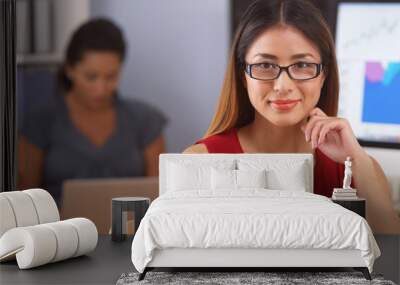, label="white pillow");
[238,159,308,191]
[167,160,235,191]
[211,168,267,190]
[211,168,236,190]
[267,164,307,191]
[236,169,267,188]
